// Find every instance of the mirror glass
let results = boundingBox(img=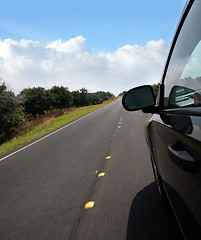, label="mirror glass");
[169,85,195,107]
[122,85,155,111]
